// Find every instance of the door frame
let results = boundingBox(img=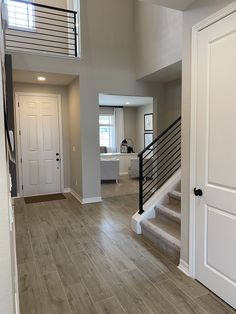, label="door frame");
[189,1,236,278]
[15,92,64,197]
